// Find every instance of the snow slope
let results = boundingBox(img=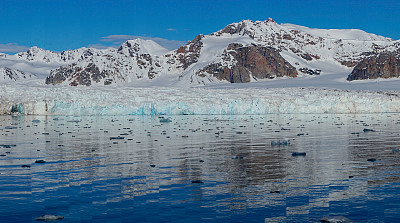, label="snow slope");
[0,67,35,82]
[281,23,392,41]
